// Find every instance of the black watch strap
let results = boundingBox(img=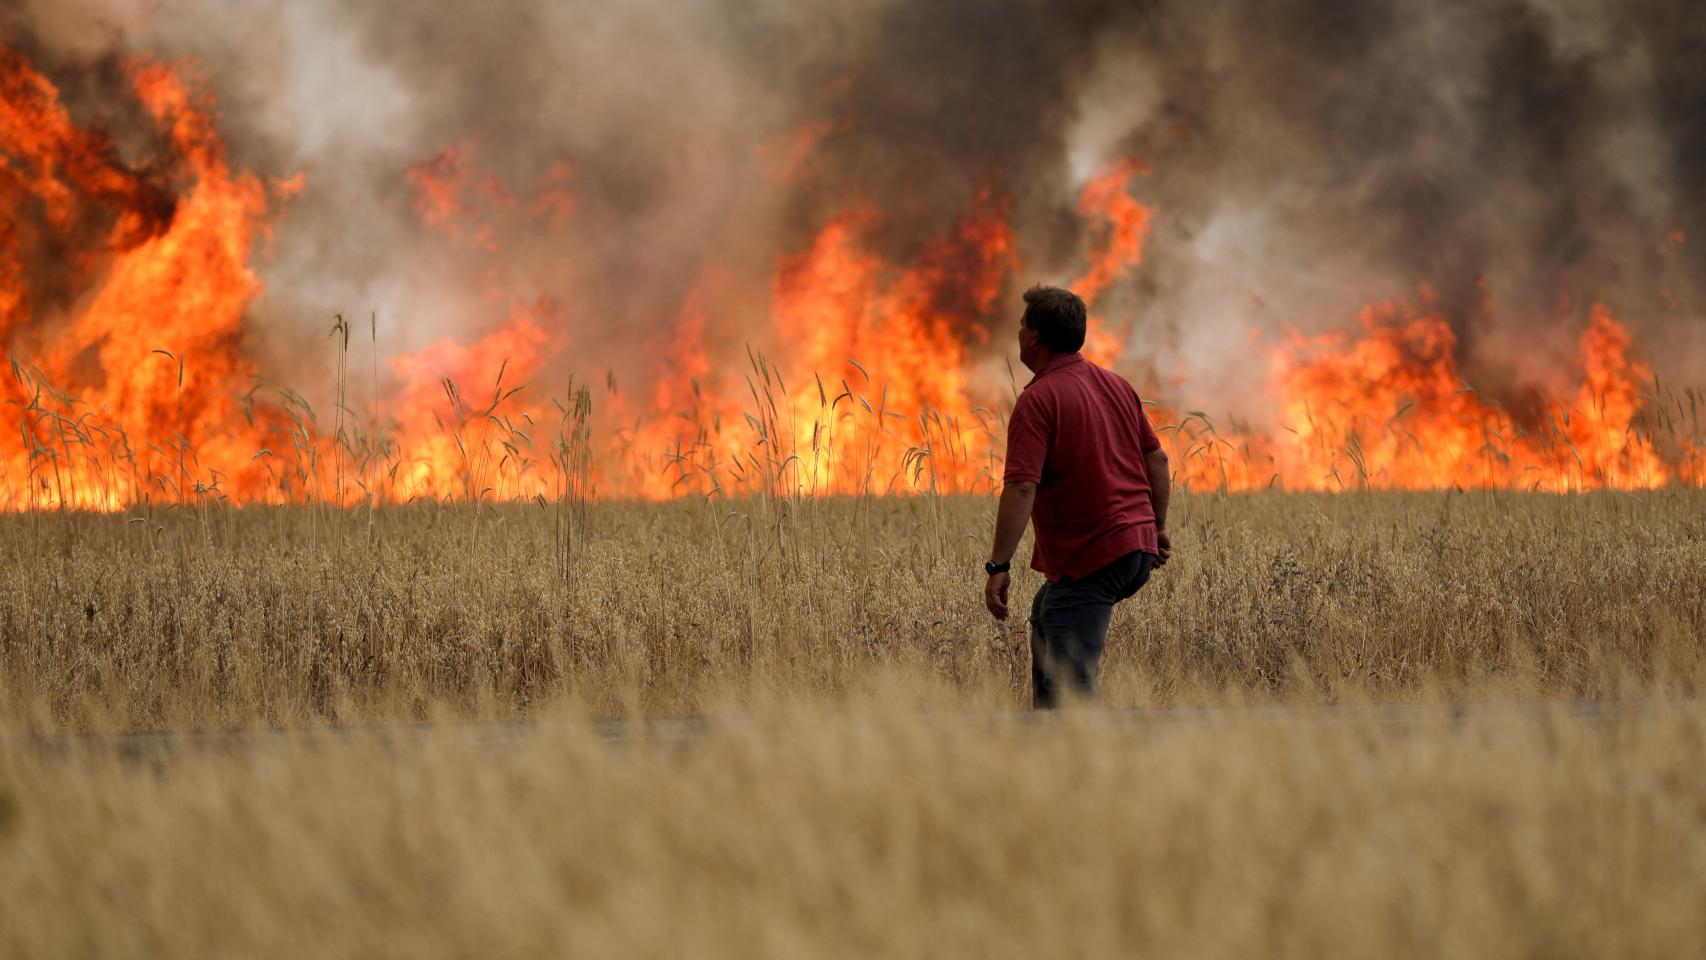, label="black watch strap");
[985,560,1011,576]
